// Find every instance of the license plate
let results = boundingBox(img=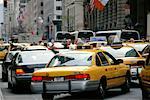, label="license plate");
[54,77,64,81]
[131,66,142,68]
